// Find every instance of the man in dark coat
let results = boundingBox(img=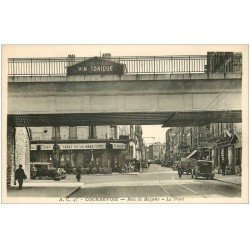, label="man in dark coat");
[76,167,81,182]
[220,160,226,176]
[136,160,141,172]
[15,164,27,190]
